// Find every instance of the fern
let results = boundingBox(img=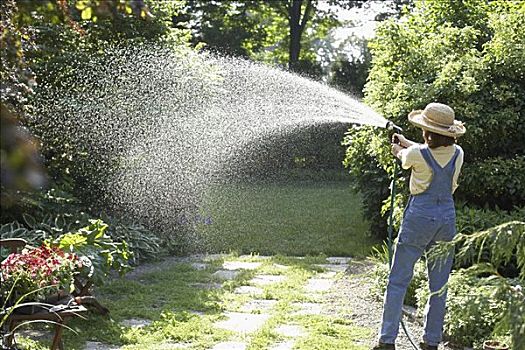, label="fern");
[429,221,525,347]
[430,221,525,279]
